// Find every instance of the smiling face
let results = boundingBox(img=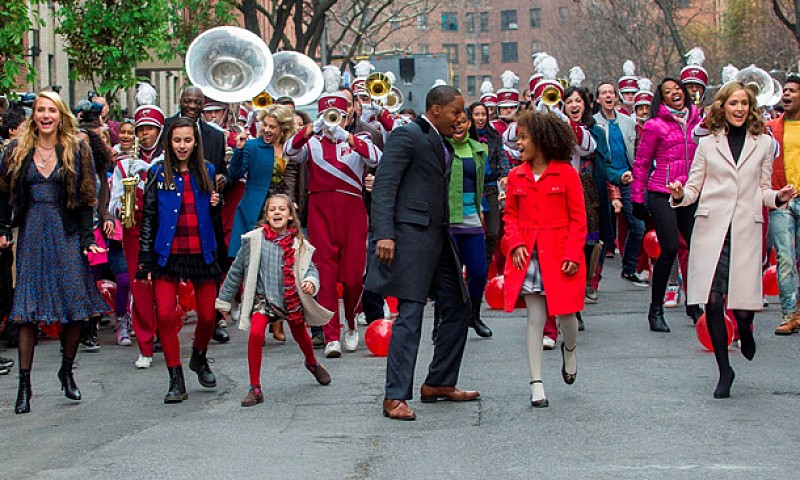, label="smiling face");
[431,95,465,137]
[661,80,685,110]
[171,126,196,164]
[471,105,488,129]
[266,196,292,233]
[517,125,538,163]
[262,115,280,145]
[33,97,61,137]
[180,88,205,121]
[119,123,135,150]
[724,88,749,128]
[564,91,585,123]
[452,111,470,141]
[597,83,617,116]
